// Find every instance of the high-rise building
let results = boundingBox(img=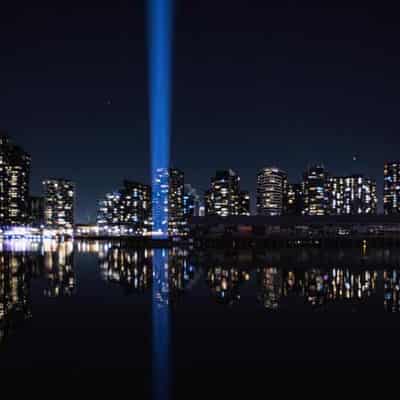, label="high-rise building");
[28,196,45,227]
[183,184,201,219]
[121,180,152,234]
[97,192,122,228]
[285,183,303,216]
[97,181,151,235]
[168,169,185,234]
[43,179,75,232]
[0,134,31,226]
[256,167,287,216]
[328,175,377,215]
[152,168,185,236]
[384,162,400,215]
[239,190,251,216]
[205,169,249,216]
[302,165,329,216]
